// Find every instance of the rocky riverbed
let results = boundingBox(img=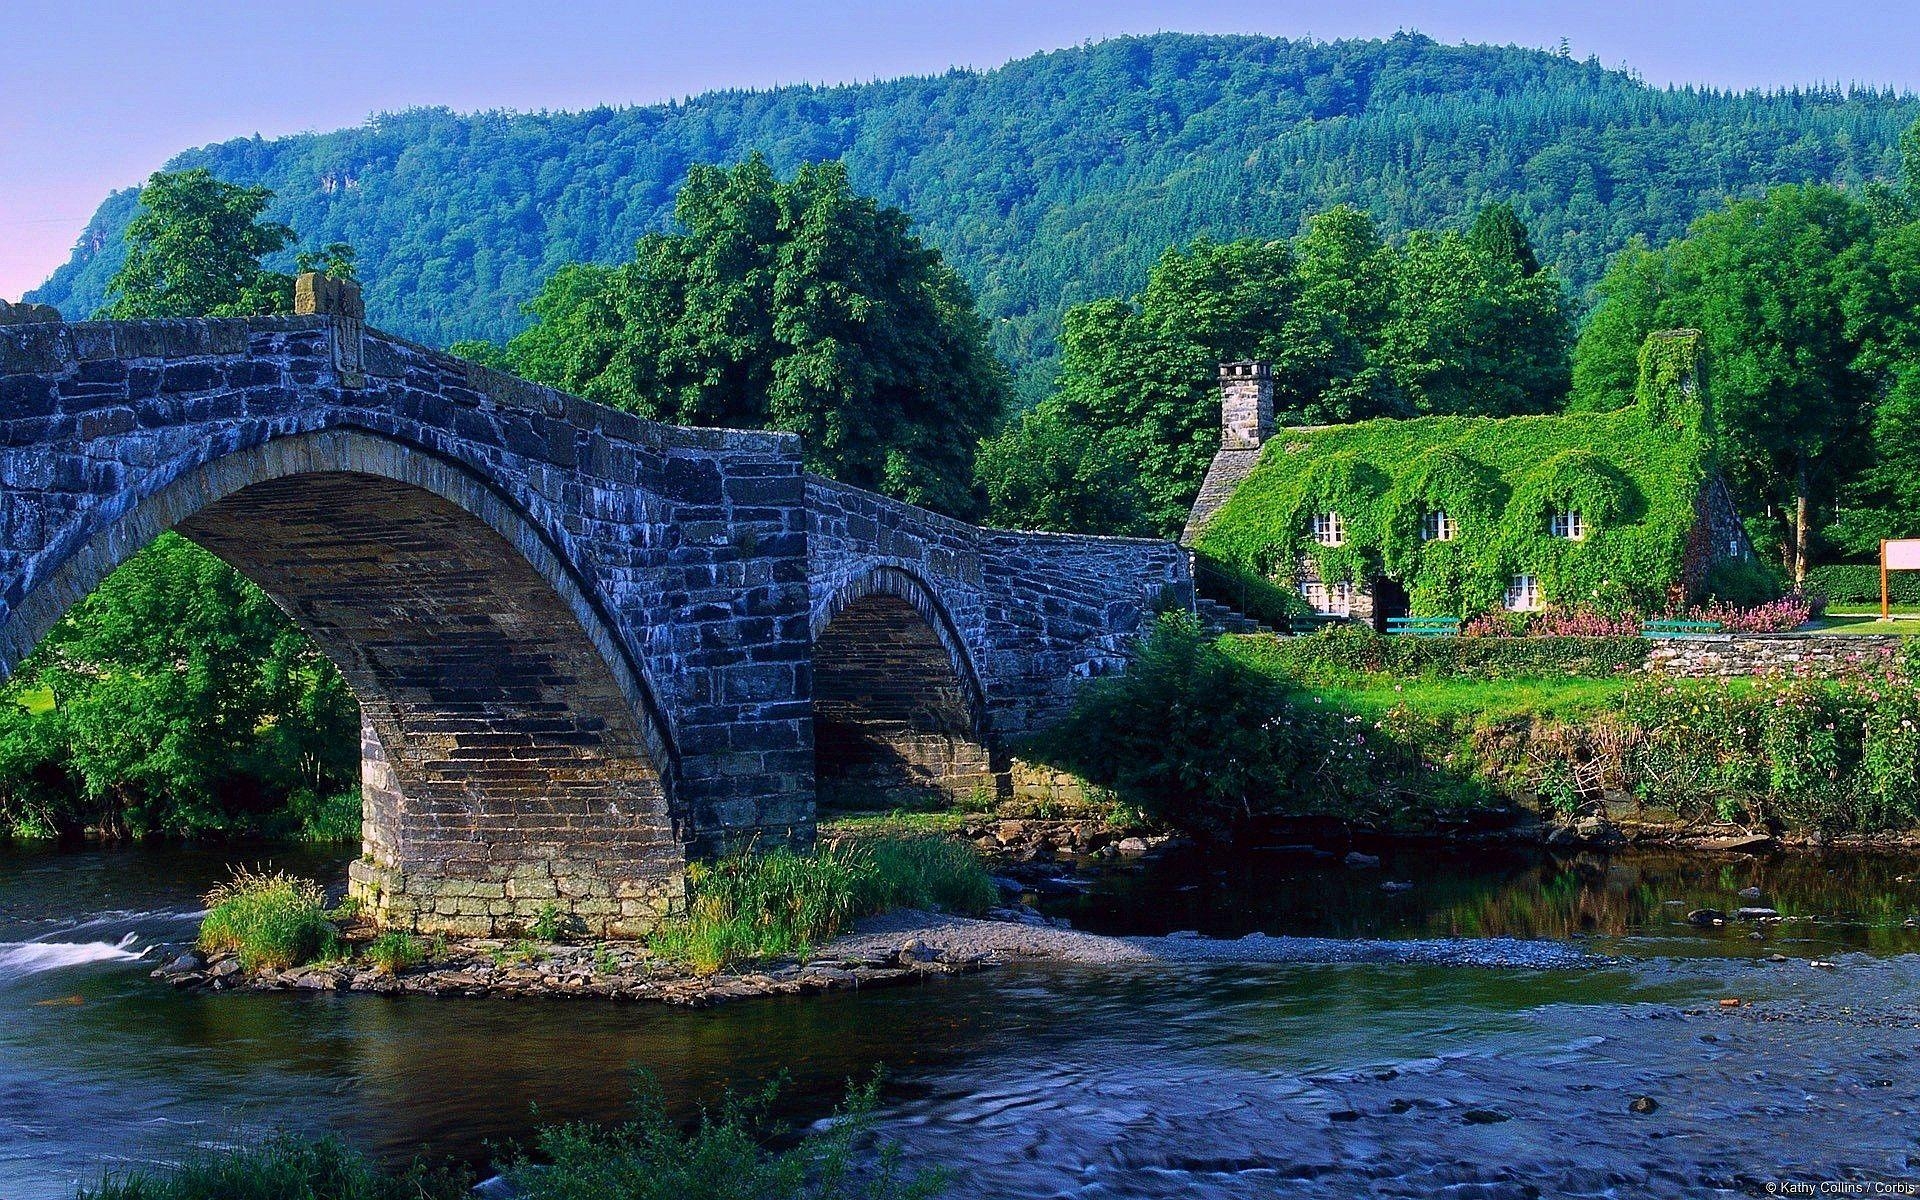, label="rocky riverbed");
[152,901,1614,1005]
